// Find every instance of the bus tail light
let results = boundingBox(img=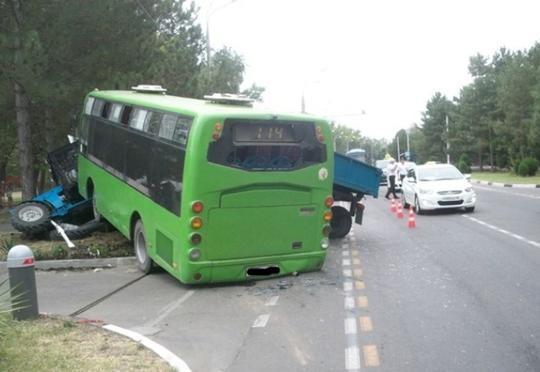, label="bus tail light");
[189,248,201,261]
[321,238,329,249]
[191,217,203,229]
[190,233,202,245]
[323,211,332,222]
[324,196,334,208]
[322,224,331,237]
[192,201,203,214]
